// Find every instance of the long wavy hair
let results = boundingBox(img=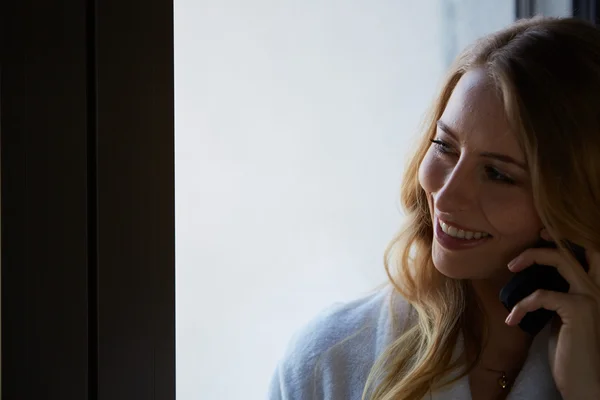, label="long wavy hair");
[362,17,600,400]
